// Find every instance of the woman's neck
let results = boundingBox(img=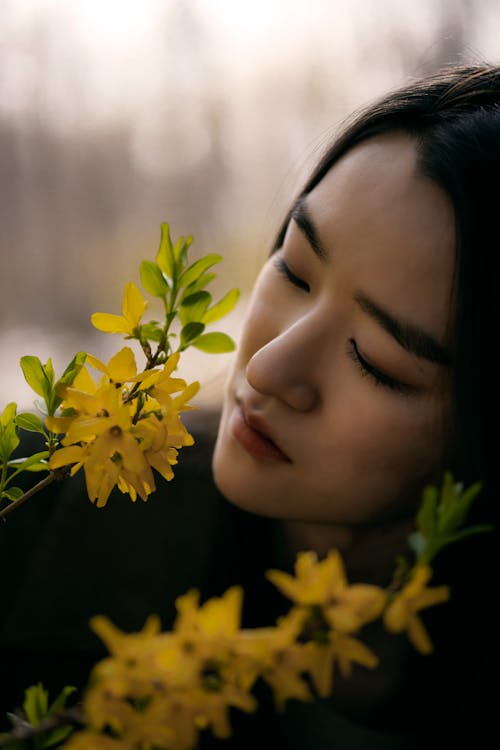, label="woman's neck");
[280,515,415,586]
